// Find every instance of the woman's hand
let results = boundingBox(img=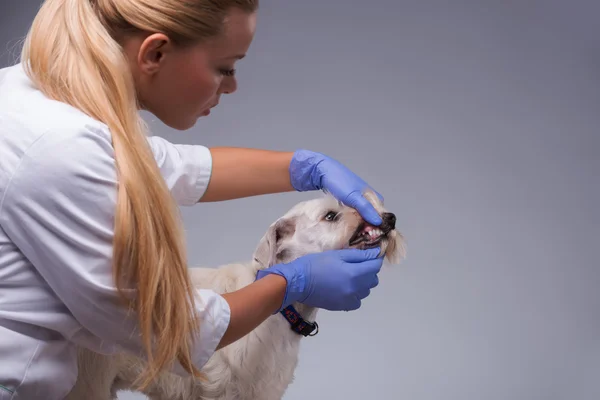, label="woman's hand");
[256,247,383,312]
[218,247,383,349]
[289,149,383,226]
